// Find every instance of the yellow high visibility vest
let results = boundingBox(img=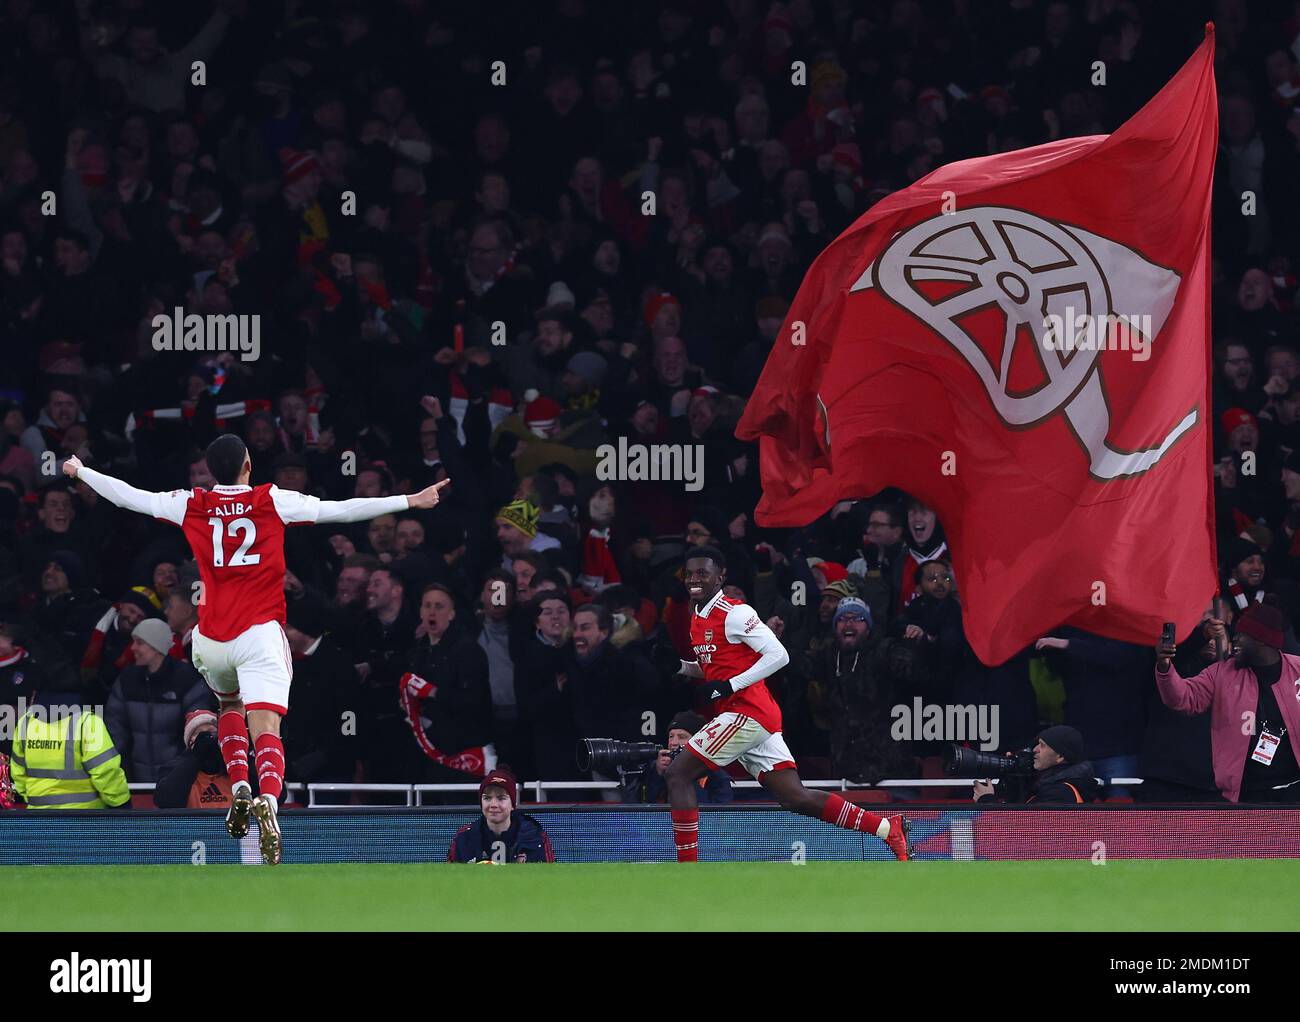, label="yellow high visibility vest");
[9,707,129,809]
